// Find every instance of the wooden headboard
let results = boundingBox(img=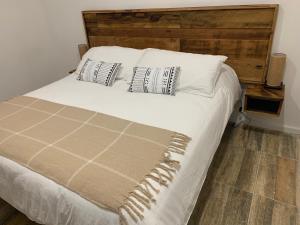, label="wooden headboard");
[82,5,278,84]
